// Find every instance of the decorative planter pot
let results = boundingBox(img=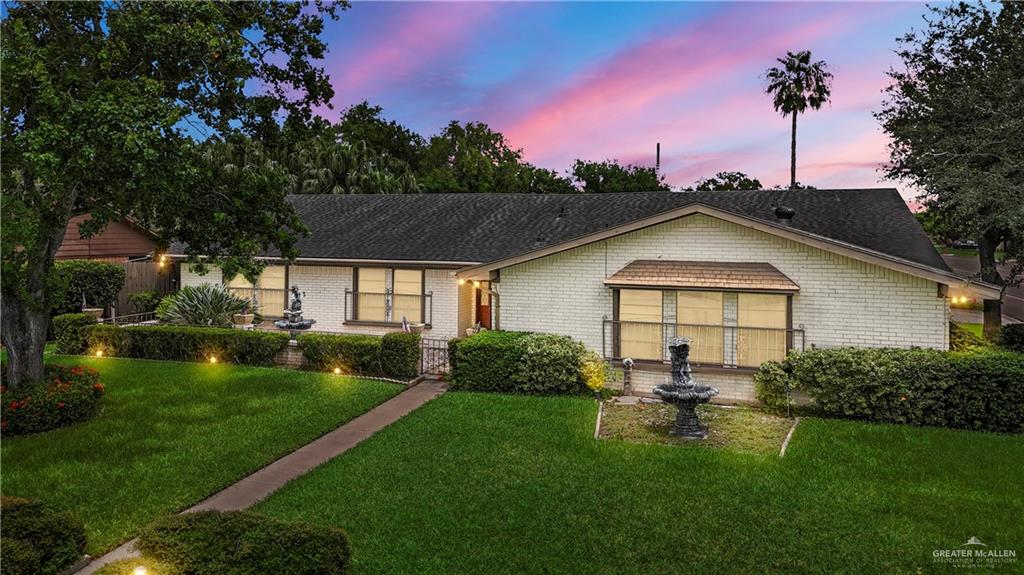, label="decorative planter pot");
[232,313,255,327]
[82,308,104,320]
[407,323,425,334]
